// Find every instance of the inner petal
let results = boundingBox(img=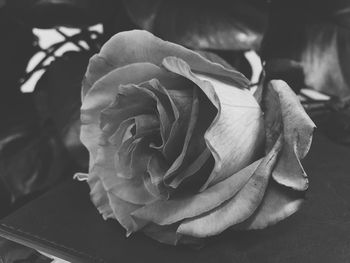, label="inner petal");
[100,84,156,134]
[164,87,217,190]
